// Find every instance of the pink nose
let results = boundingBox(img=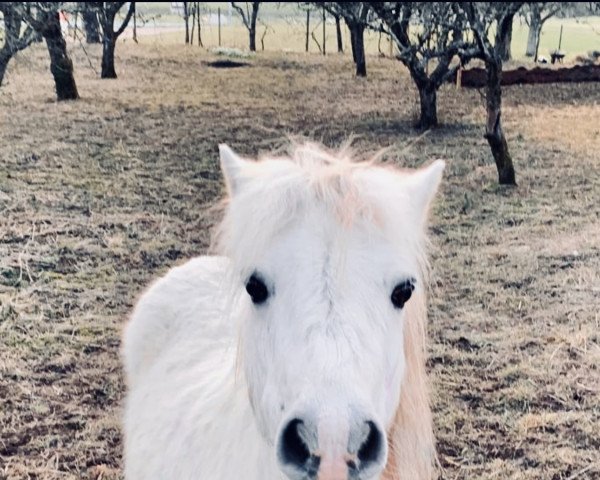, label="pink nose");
[277,417,386,480]
[317,455,353,480]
